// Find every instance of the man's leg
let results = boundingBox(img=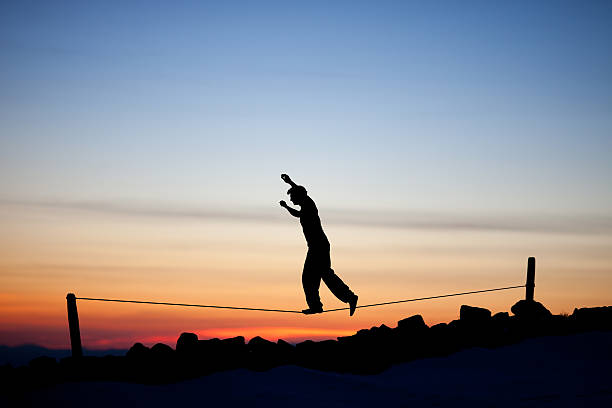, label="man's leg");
[302,250,323,312]
[320,251,358,315]
[321,267,355,303]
